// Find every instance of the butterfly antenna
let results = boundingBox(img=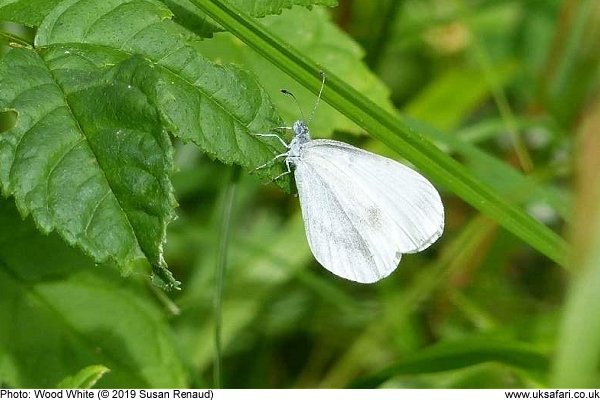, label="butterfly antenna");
[280,89,306,121]
[307,71,326,124]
